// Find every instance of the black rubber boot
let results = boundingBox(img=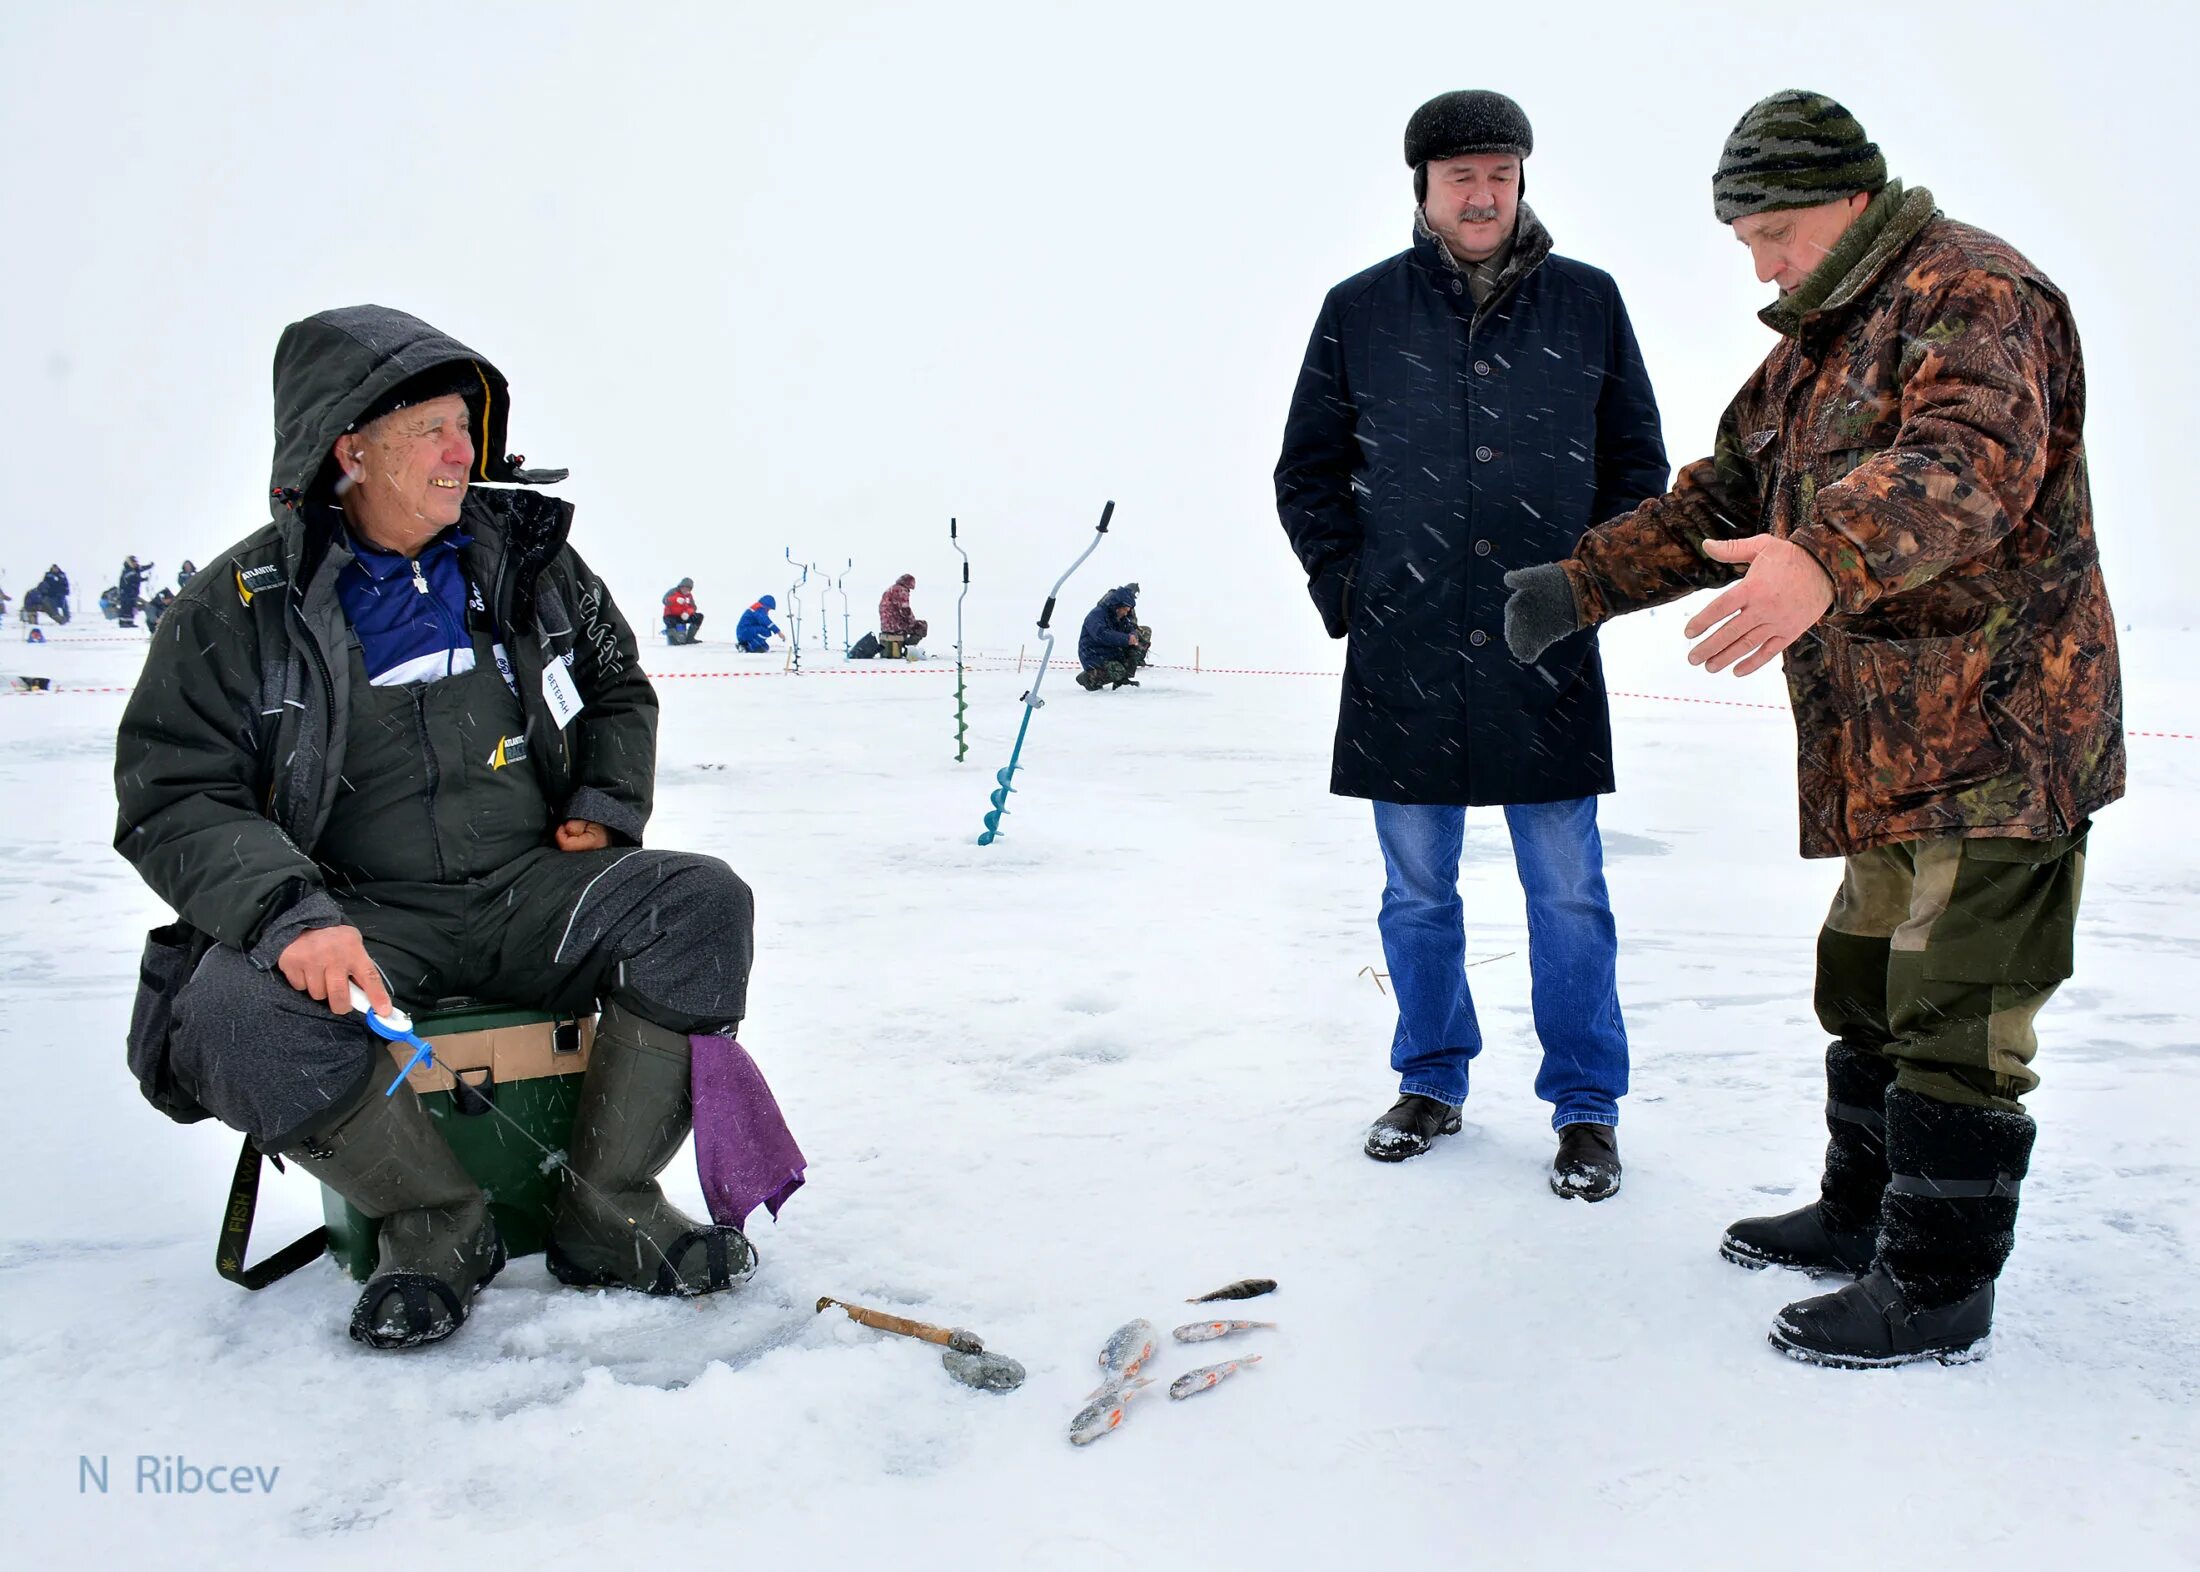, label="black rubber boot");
[546,1001,755,1296]
[1722,1042,1891,1274]
[1769,1087,2034,1368]
[284,1083,504,1350]
[1549,1122,1621,1202]
[1363,1093,1462,1162]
